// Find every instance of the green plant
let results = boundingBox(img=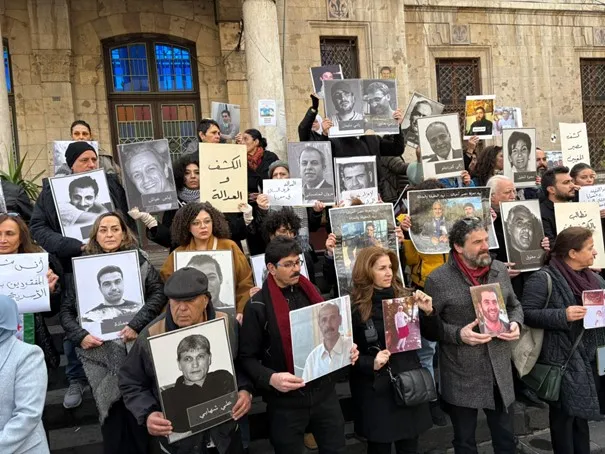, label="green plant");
[0,151,45,200]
